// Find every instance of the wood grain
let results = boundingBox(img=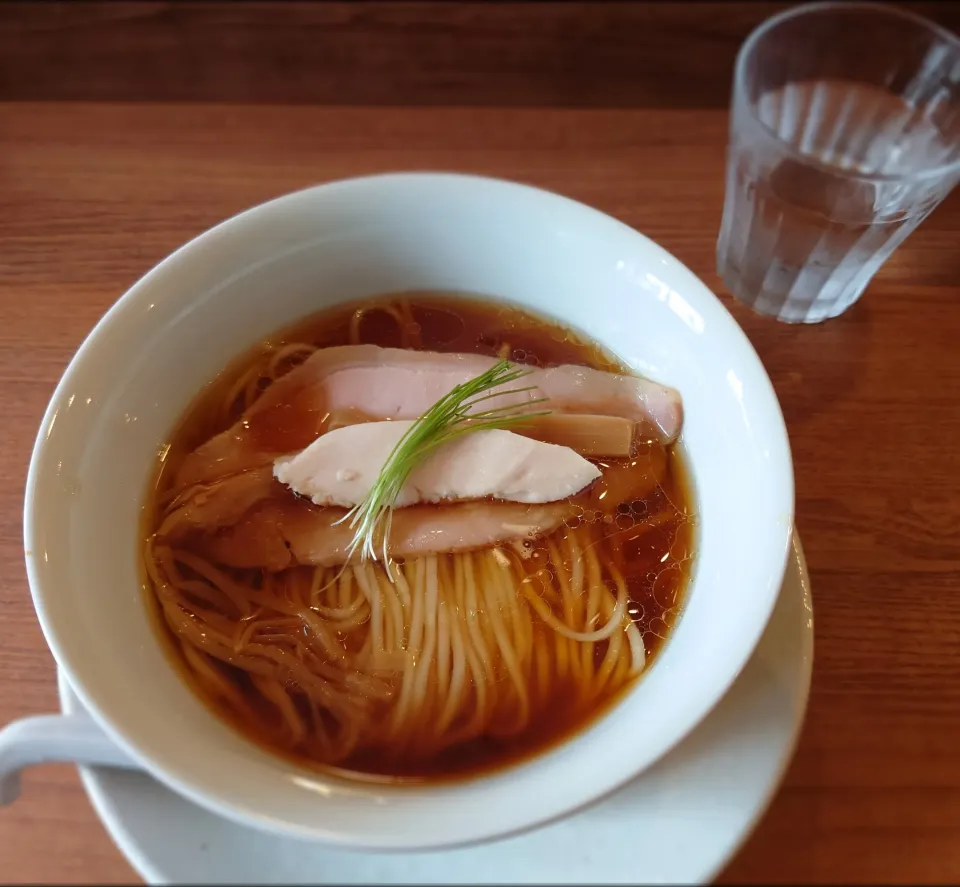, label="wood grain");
[3,1,960,107]
[1,33,960,887]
